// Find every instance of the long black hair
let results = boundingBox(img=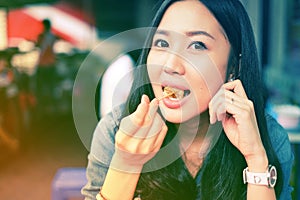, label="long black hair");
[122,0,283,199]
